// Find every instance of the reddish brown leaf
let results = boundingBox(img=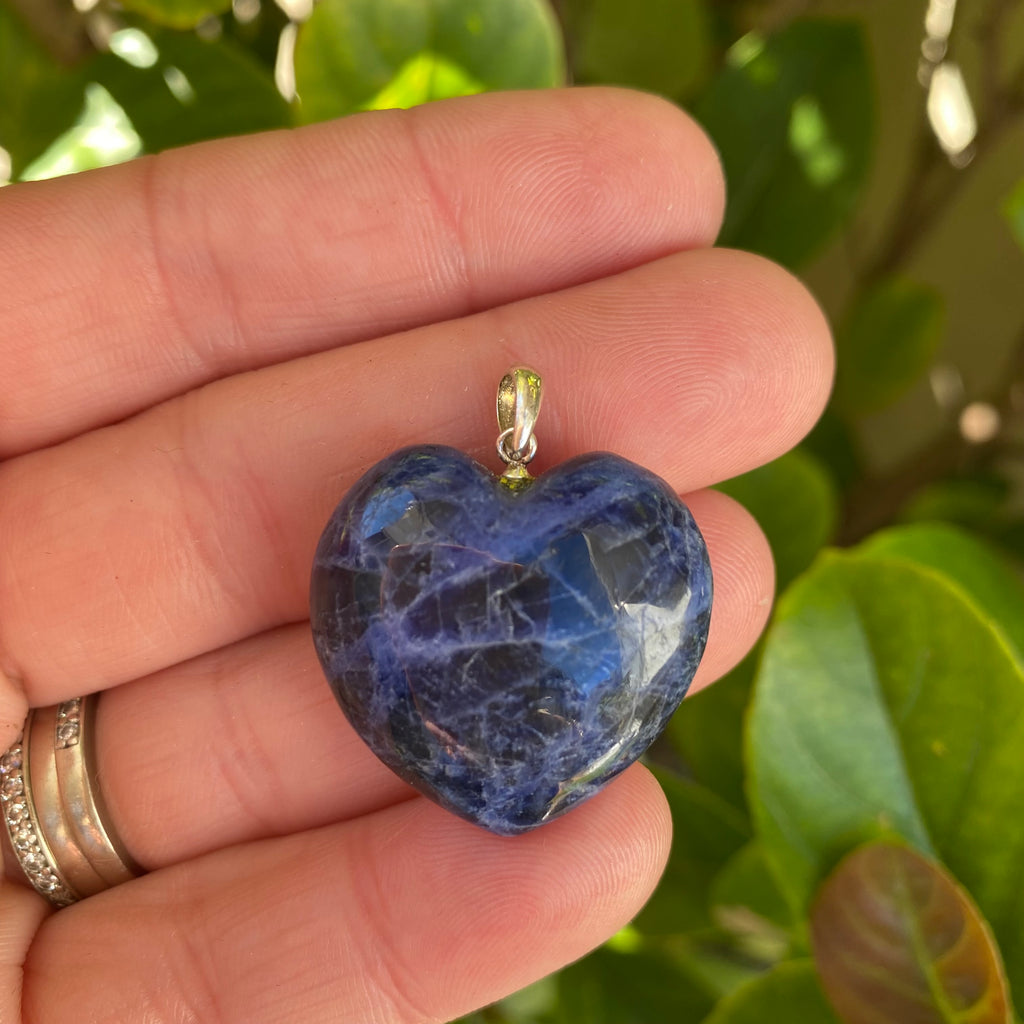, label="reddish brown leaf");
[810,842,1011,1024]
